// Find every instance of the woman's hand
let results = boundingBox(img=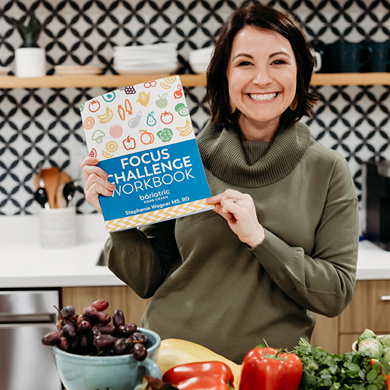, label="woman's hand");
[206,189,265,248]
[81,157,115,214]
